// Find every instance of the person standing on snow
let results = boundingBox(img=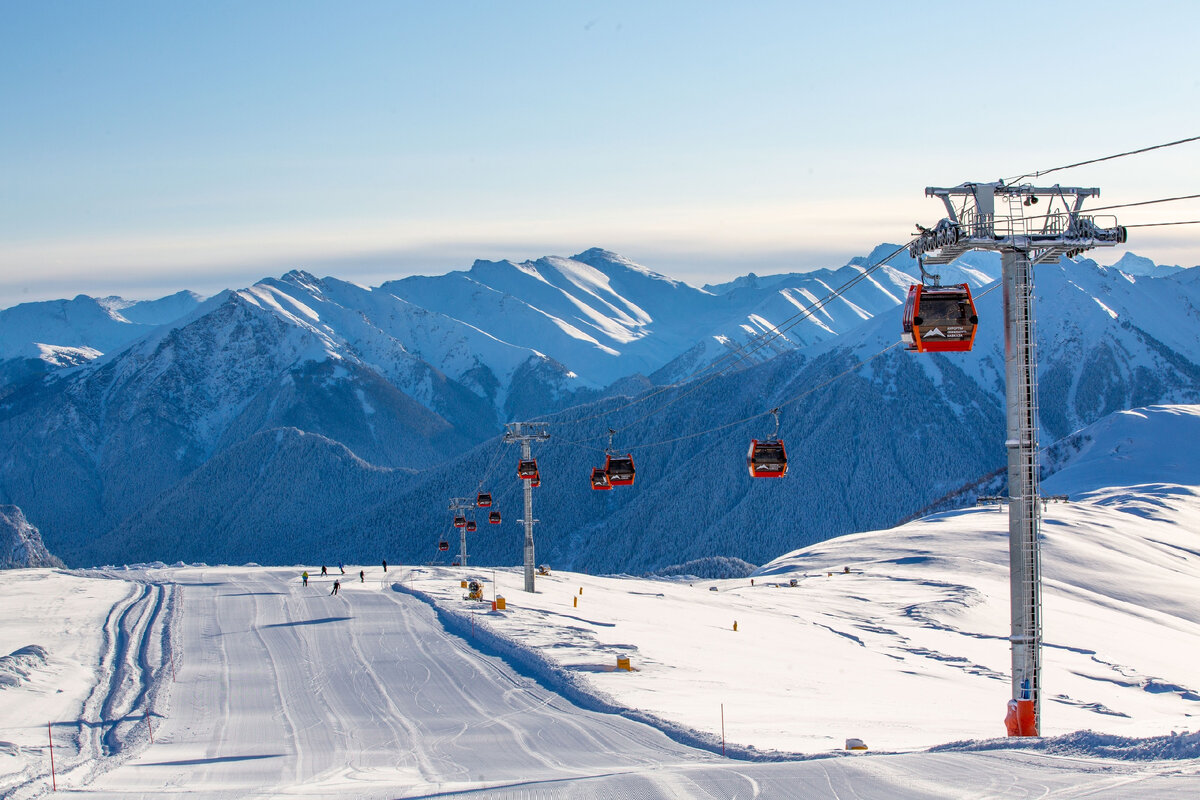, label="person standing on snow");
[339,562,345,574]
[382,559,388,573]
[359,569,365,583]
[321,565,328,576]
[330,579,340,596]
[302,571,309,587]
